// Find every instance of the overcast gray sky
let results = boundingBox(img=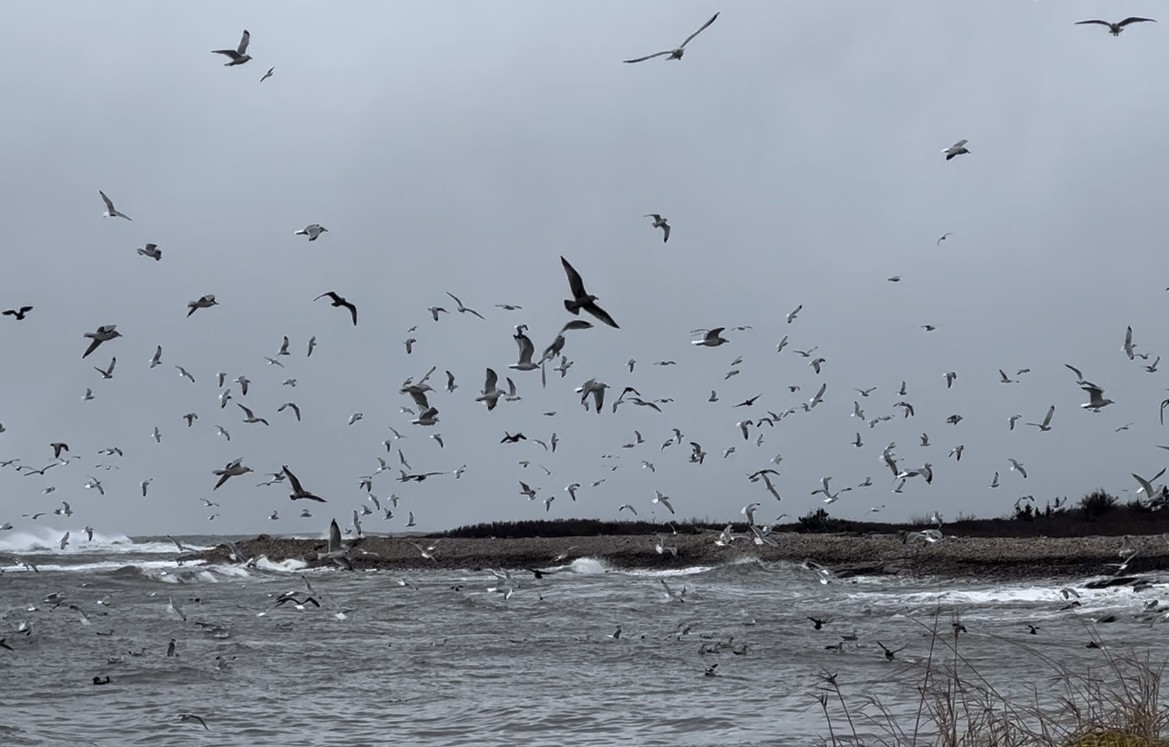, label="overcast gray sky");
[2,1,1168,538]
